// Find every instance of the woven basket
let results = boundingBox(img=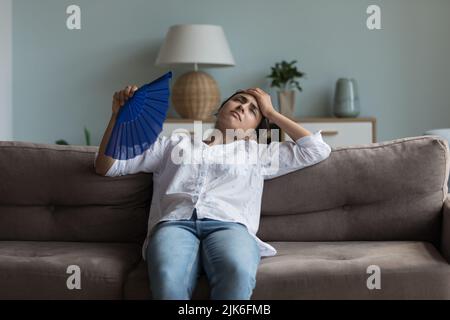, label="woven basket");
[171,71,221,120]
